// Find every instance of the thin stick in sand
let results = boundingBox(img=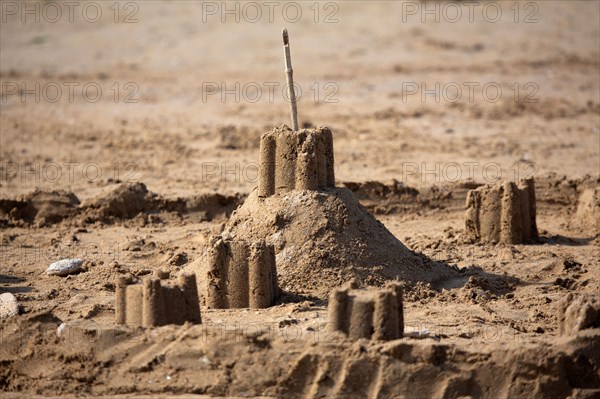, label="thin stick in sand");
[282,28,299,131]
